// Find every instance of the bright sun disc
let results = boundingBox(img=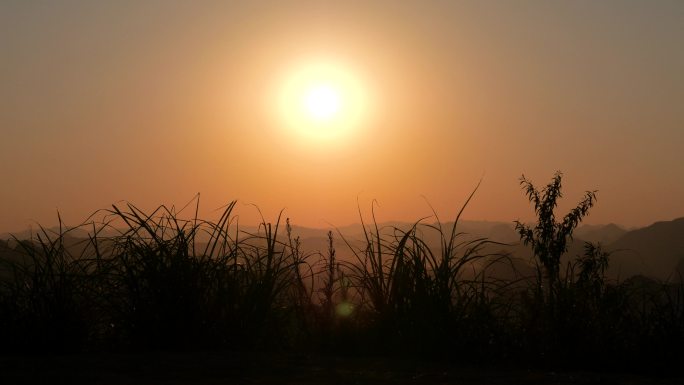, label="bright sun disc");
[277,60,369,141]
[304,84,341,121]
